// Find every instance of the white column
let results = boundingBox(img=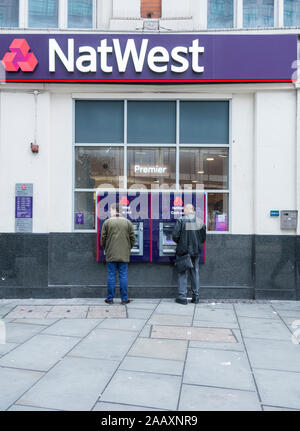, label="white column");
[276,0,284,27]
[19,0,27,28]
[195,0,207,30]
[235,0,243,28]
[59,0,68,29]
[97,0,113,30]
[297,89,300,235]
